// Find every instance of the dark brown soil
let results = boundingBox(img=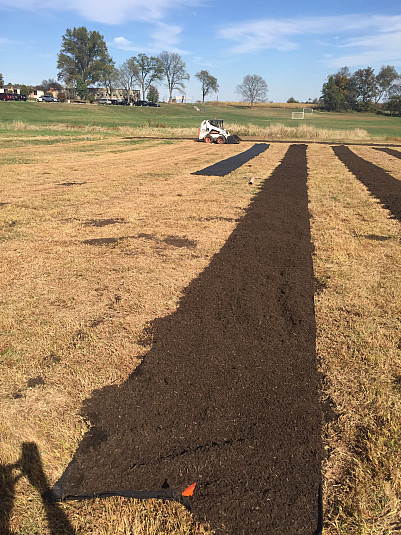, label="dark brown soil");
[51,145,322,534]
[84,218,127,227]
[192,144,270,176]
[373,147,401,159]
[58,182,87,186]
[333,145,401,223]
